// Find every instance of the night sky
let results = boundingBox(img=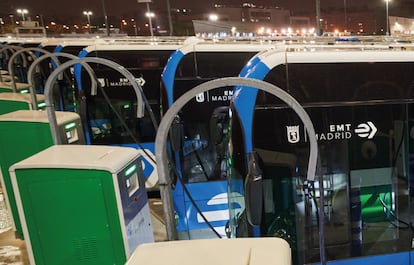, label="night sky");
[0,0,410,21]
